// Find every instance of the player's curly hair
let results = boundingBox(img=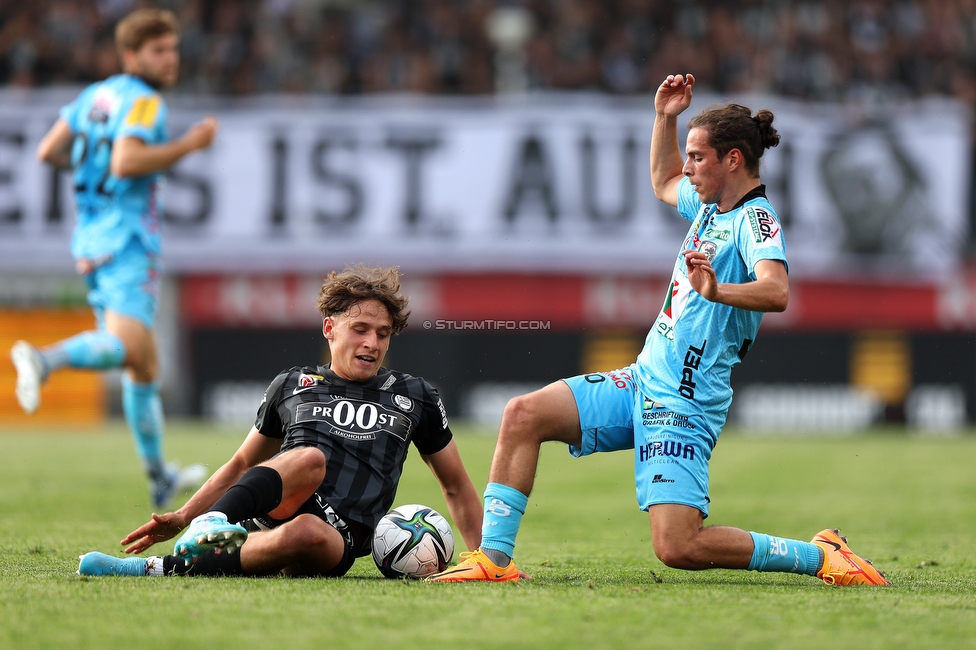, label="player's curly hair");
[688,104,780,176]
[115,9,179,56]
[316,265,411,335]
